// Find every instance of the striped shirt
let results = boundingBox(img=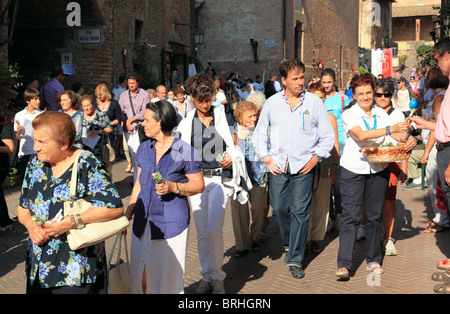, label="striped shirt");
[118,88,151,131]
